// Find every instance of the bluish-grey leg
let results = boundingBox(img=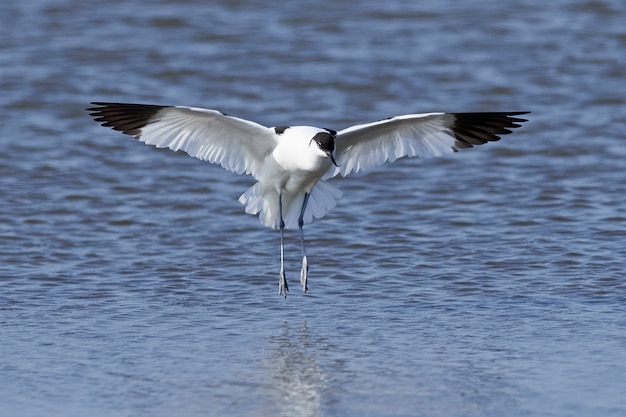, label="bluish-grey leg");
[278,193,288,298]
[298,193,311,292]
